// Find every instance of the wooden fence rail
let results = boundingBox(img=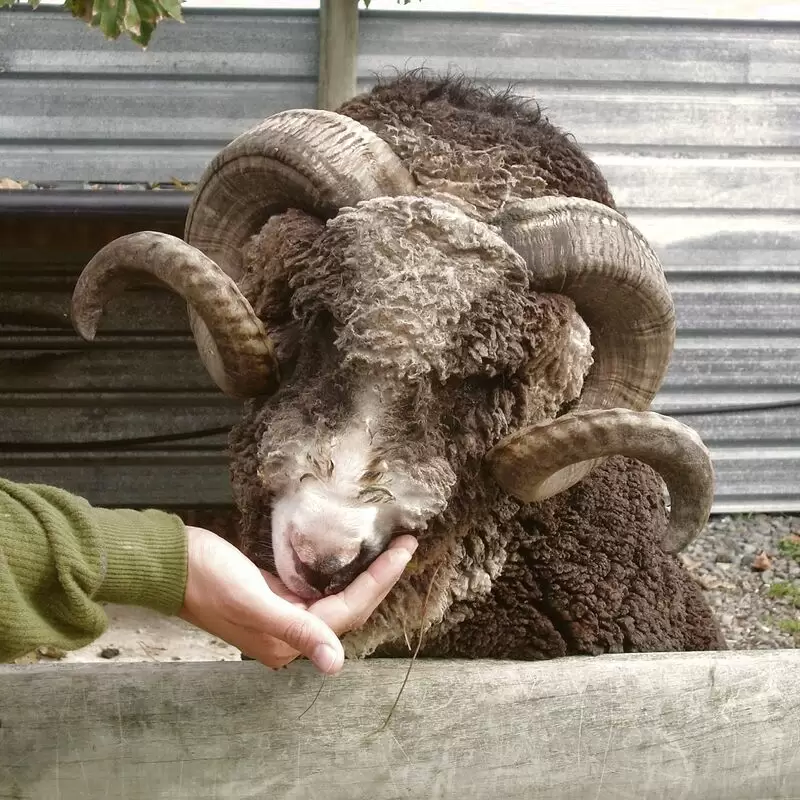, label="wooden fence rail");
[1,650,798,799]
